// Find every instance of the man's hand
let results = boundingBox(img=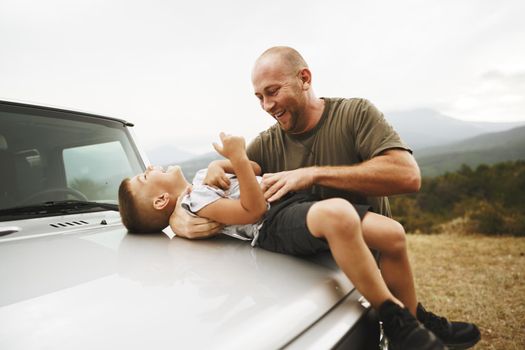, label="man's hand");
[203,161,231,190]
[262,168,315,202]
[169,187,222,239]
[212,132,247,162]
